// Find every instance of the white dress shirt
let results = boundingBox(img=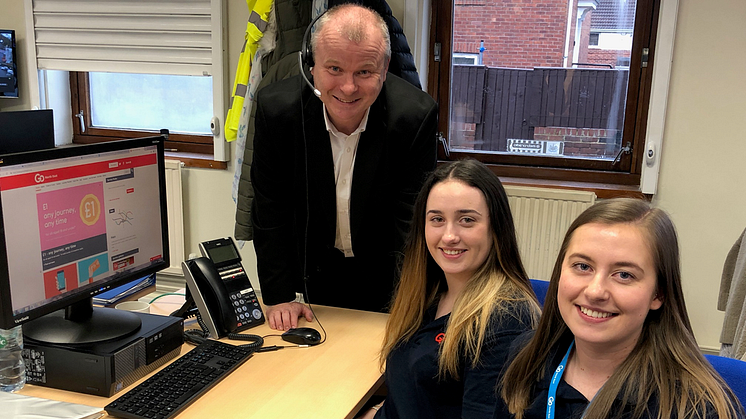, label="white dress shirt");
[323,105,370,257]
